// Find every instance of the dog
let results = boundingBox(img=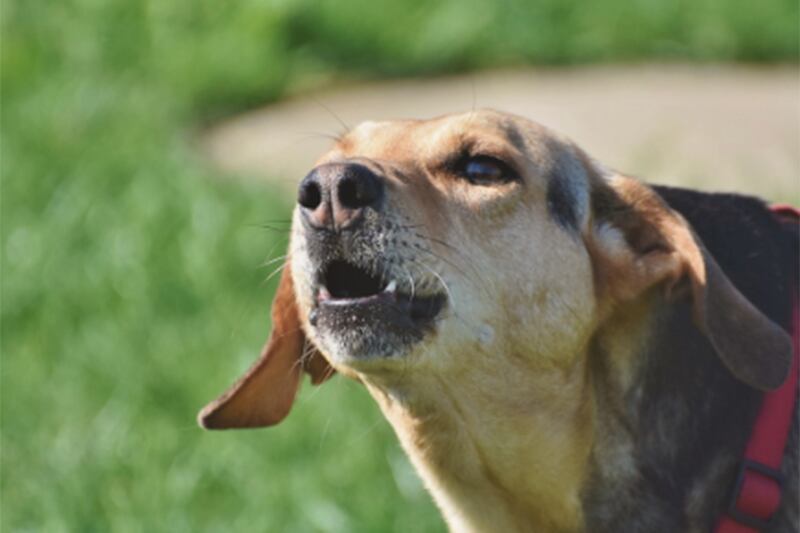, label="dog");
[199,110,798,532]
